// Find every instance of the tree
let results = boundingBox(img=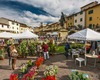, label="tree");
[59,12,66,28]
